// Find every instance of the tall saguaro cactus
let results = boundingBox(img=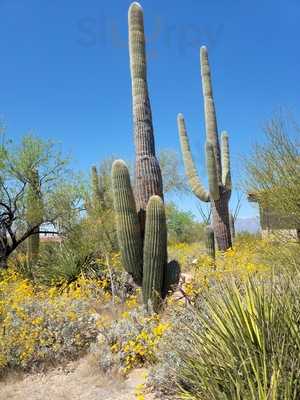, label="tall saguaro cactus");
[26,169,43,265]
[129,1,163,237]
[111,3,179,312]
[91,166,103,208]
[177,46,232,251]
